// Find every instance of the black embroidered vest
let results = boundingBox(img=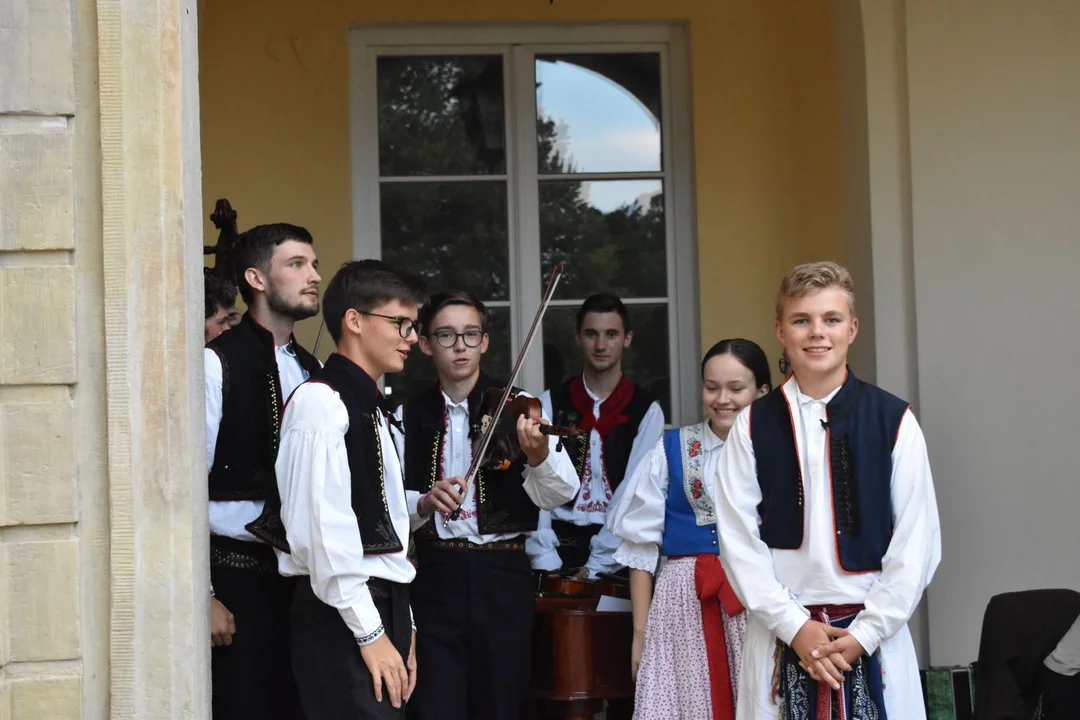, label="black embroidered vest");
[207,313,319,501]
[402,373,539,536]
[749,370,910,572]
[546,376,657,498]
[308,353,404,555]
